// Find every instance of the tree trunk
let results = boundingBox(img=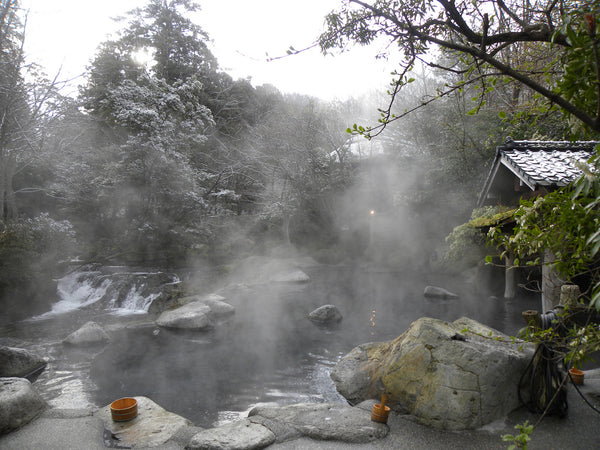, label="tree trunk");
[282,212,291,245]
[0,152,5,223]
[3,153,16,221]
